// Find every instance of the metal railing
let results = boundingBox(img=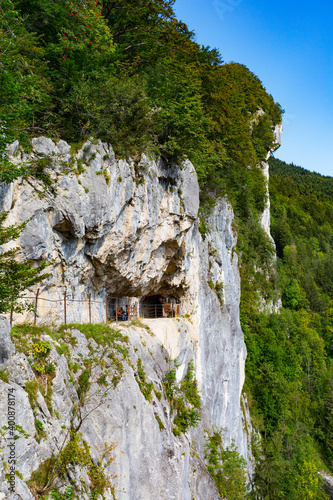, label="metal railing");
[109,299,180,321]
[140,303,180,319]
